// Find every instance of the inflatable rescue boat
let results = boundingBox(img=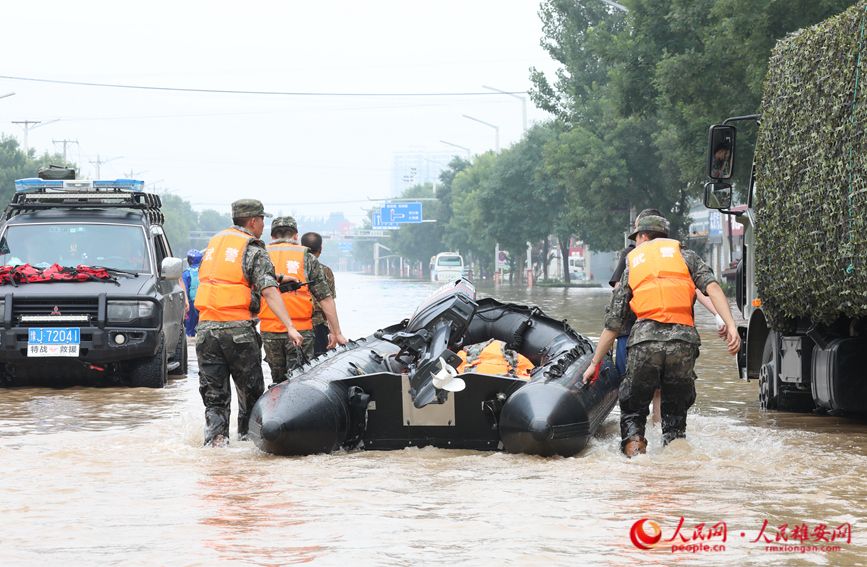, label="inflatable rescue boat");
[249,279,621,457]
